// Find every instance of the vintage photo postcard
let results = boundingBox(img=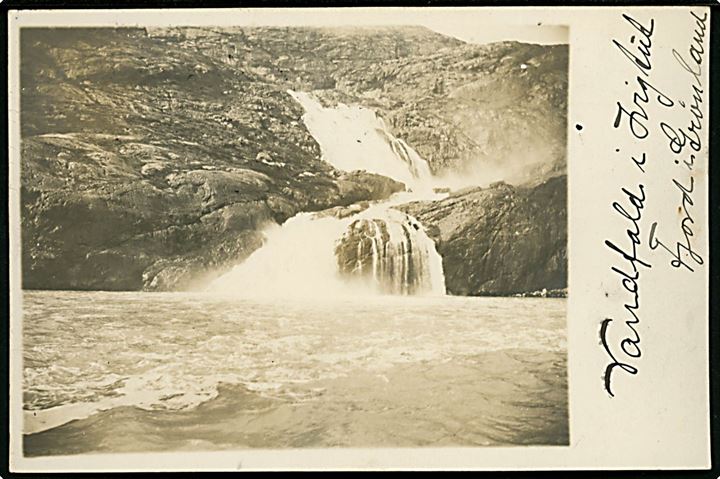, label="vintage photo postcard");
[6,6,711,471]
